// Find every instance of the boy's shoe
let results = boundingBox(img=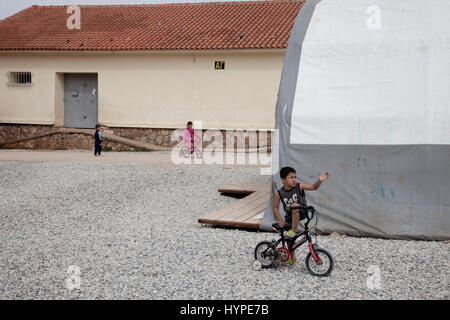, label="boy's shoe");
[283,229,296,239]
[284,258,297,268]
